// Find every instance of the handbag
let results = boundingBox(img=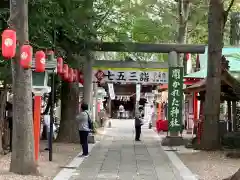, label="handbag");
[85,111,93,130]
